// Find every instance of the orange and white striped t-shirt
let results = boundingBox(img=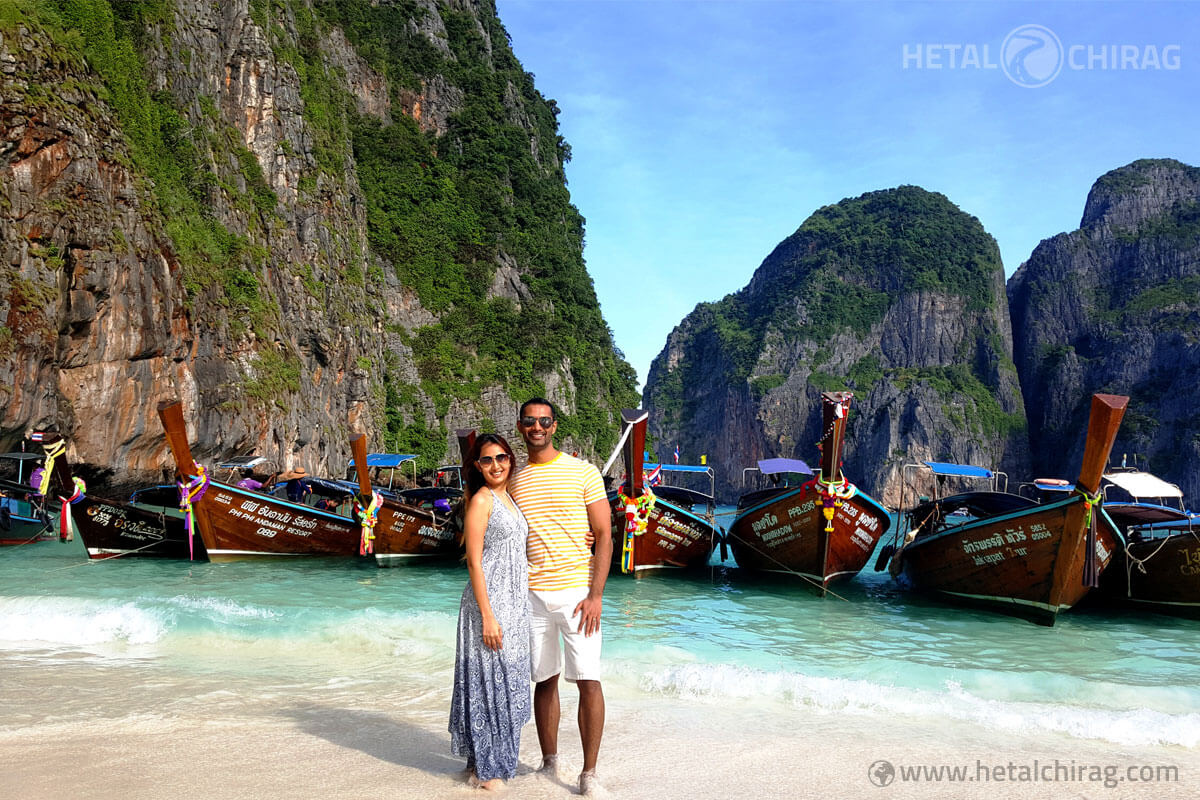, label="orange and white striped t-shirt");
[510,452,608,591]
